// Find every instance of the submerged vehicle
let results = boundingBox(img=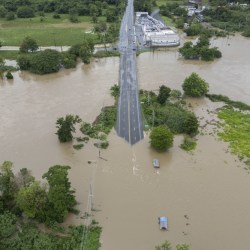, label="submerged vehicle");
[159,217,168,230]
[153,159,160,168]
